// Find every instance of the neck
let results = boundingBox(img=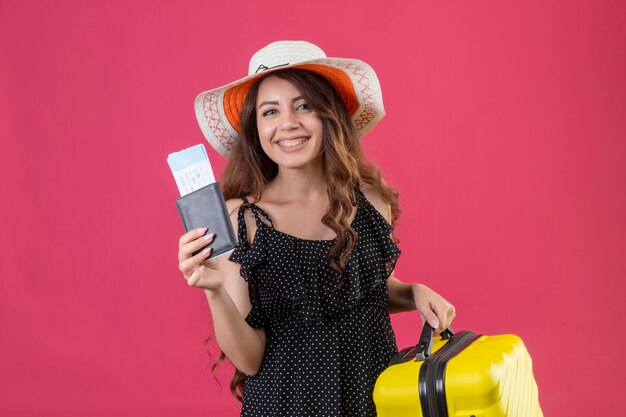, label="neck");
[267,160,327,202]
